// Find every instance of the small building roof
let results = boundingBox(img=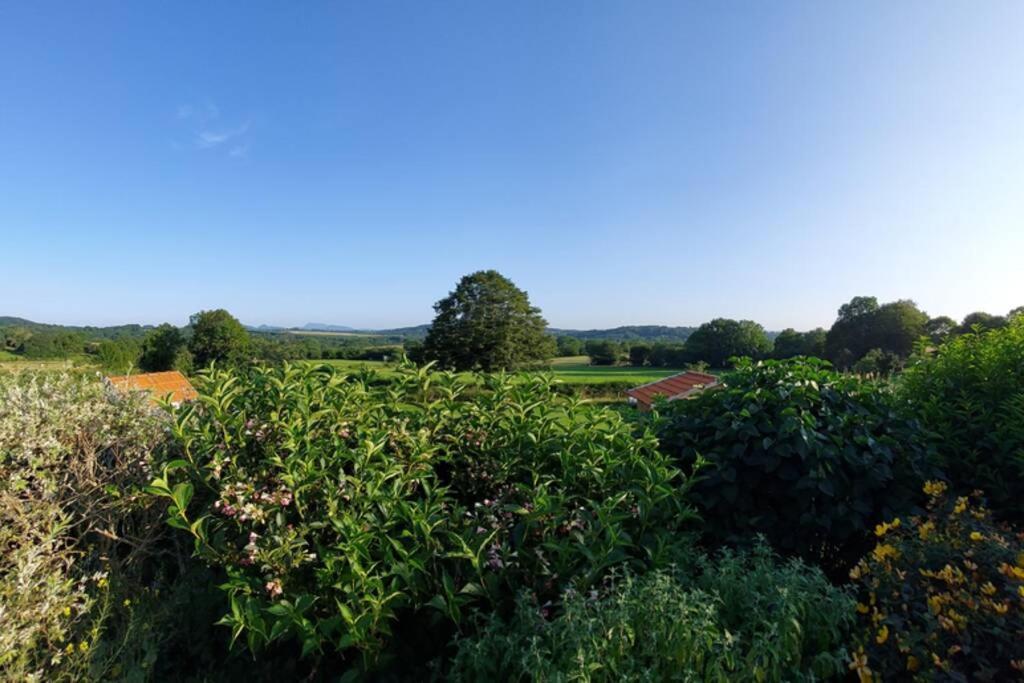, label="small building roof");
[626,371,718,408]
[106,370,197,404]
